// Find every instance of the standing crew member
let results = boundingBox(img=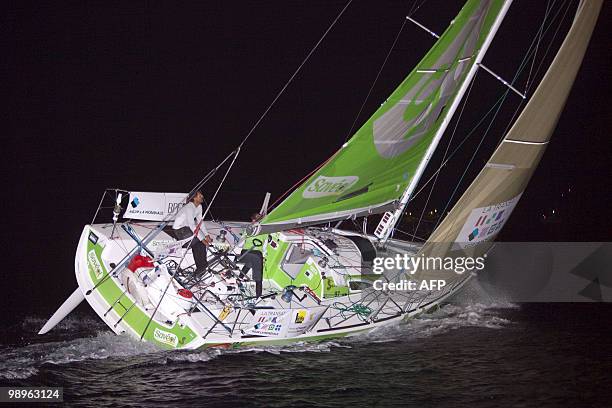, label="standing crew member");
[173,190,211,273]
[238,213,265,297]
